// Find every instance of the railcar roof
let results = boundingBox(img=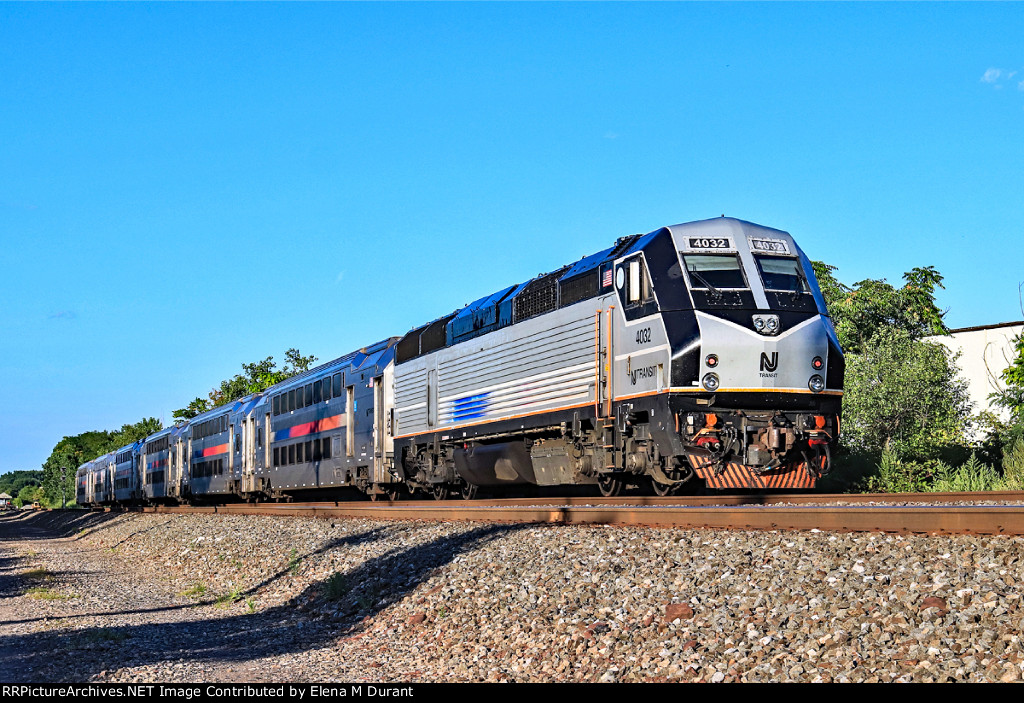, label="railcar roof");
[664,216,792,241]
[267,337,399,394]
